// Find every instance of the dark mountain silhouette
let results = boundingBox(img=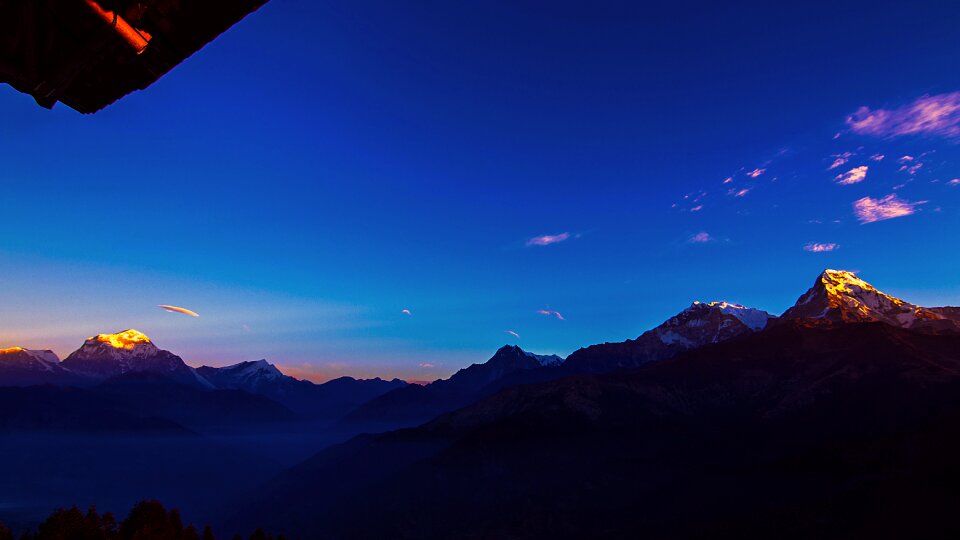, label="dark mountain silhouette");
[0,385,191,435]
[232,321,960,539]
[197,360,407,421]
[341,304,774,432]
[562,300,773,374]
[0,371,297,434]
[93,372,296,431]
[341,345,563,431]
